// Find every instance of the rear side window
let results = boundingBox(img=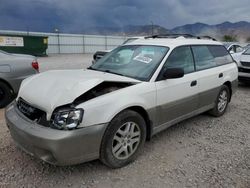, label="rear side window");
[229,45,244,53]
[192,46,216,71]
[207,45,233,66]
[243,48,250,55]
